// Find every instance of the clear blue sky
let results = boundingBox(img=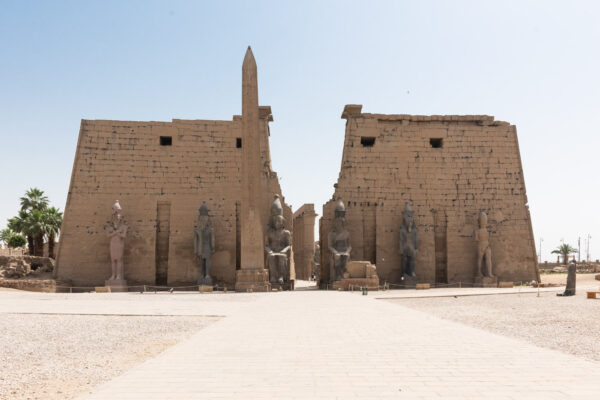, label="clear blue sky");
[1,0,598,262]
